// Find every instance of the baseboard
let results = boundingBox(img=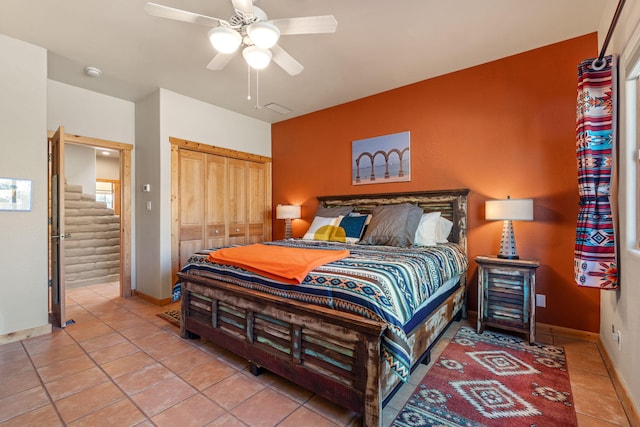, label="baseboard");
[0,323,52,345]
[466,310,599,342]
[535,321,599,342]
[597,338,640,427]
[134,290,172,306]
